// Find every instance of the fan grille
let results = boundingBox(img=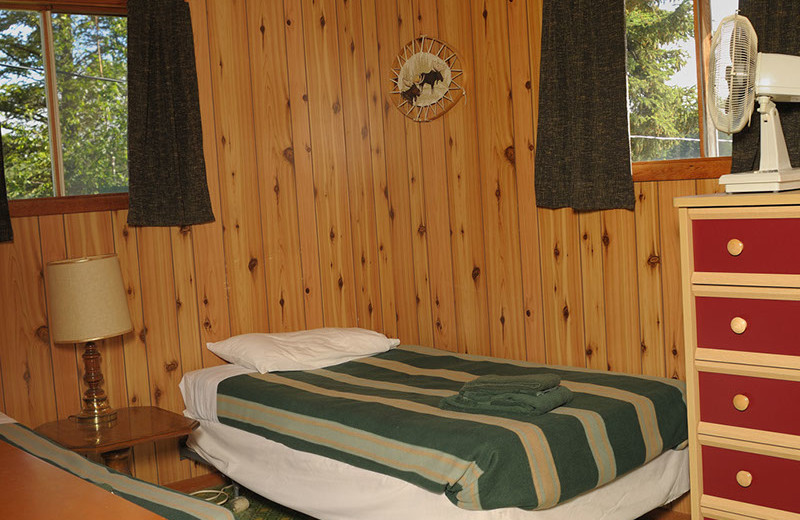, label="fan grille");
[707,14,758,134]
